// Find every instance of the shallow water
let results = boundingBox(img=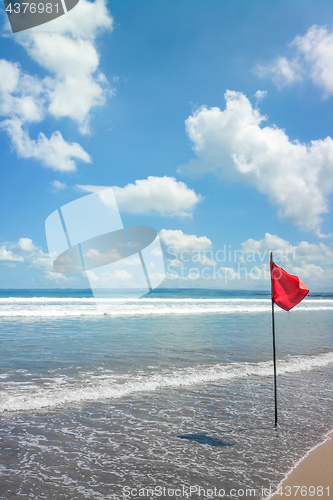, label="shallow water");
[0,289,332,499]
